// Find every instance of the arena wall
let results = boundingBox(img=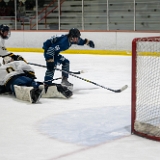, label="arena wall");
[6,30,160,55]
